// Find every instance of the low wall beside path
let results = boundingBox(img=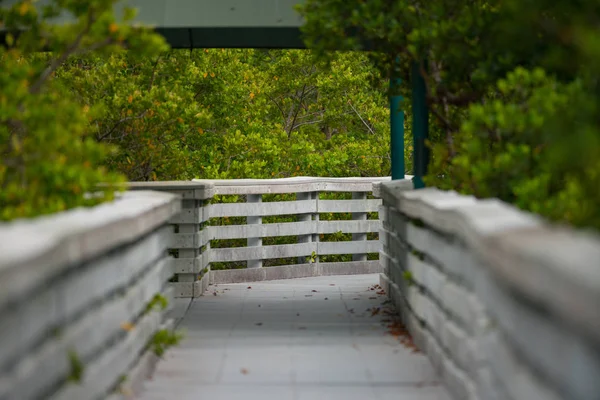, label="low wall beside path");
[0,191,180,400]
[1,176,598,400]
[375,179,600,400]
